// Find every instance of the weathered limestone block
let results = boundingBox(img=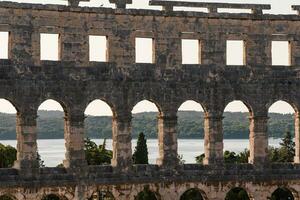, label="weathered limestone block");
[294,113,300,163]
[111,113,132,171]
[248,116,269,166]
[203,115,224,165]
[157,114,179,167]
[63,112,87,168]
[14,112,38,169]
